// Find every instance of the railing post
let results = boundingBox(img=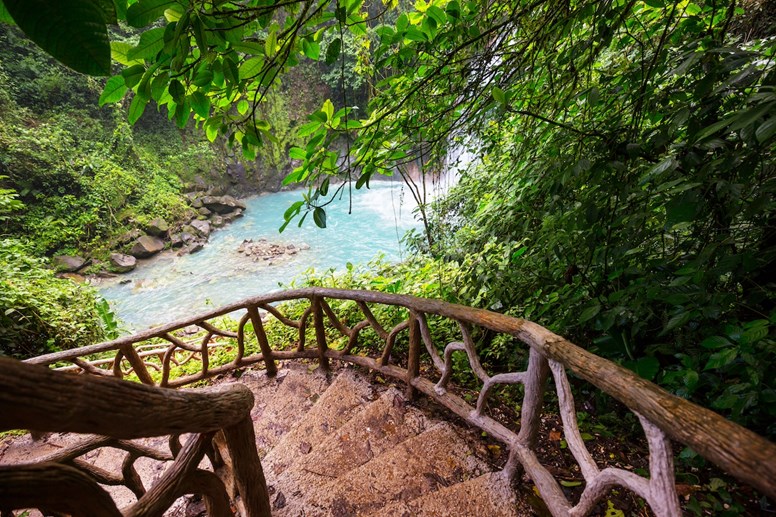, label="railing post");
[120,345,155,385]
[221,416,272,517]
[406,312,421,400]
[516,348,549,449]
[312,296,329,371]
[247,305,277,377]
